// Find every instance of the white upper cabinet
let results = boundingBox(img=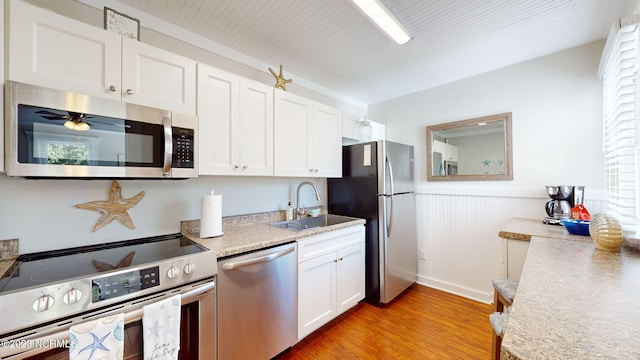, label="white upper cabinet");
[342,112,360,141]
[274,90,342,177]
[433,140,458,162]
[311,102,342,177]
[8,1,196,114]
[197,64,273,176]
[121,39,196,113]
[274,91,313,176]
[8,0,121,101]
